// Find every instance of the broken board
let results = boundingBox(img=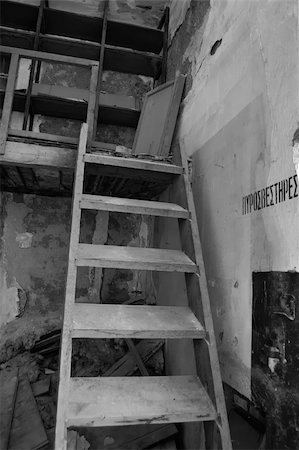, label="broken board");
[8,376,48,450]
[132,75,185,157]
[0,368,18,450]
